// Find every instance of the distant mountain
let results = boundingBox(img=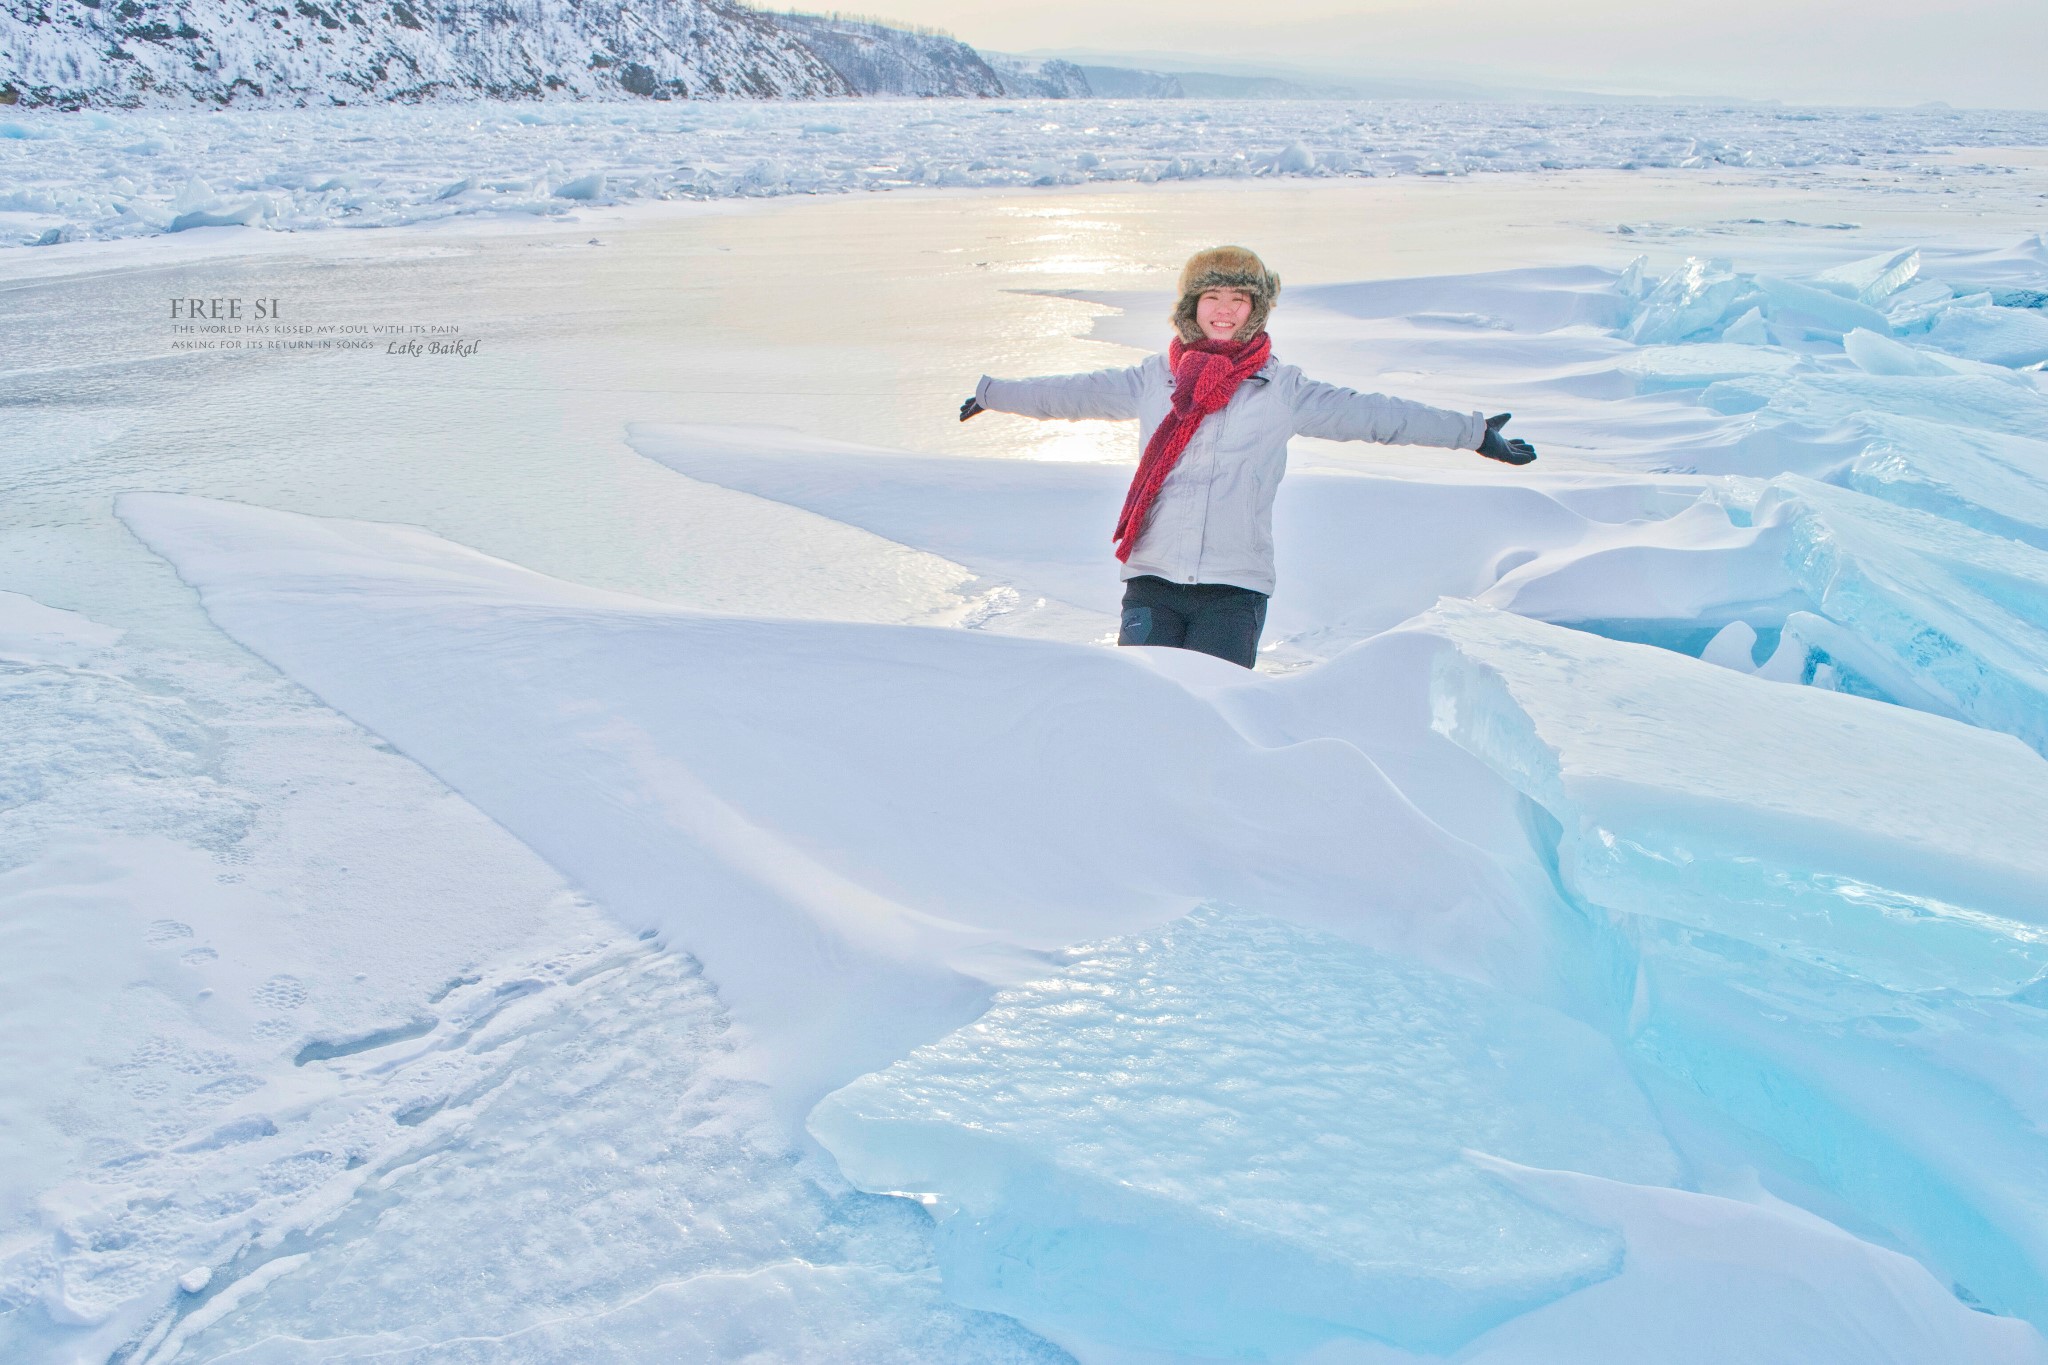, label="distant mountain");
[1172,71,1357,100]
[1076,65,1182,99]
[982,51,1408,102]
[0,0,854,107]
[1004,47,1704,103]
[771,12,1003,97]
[981,55,1092,100]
